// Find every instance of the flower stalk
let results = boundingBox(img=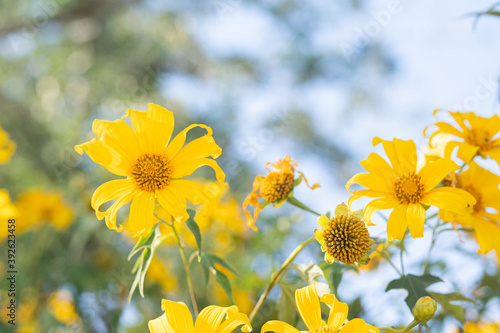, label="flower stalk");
[248,237,315,323]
